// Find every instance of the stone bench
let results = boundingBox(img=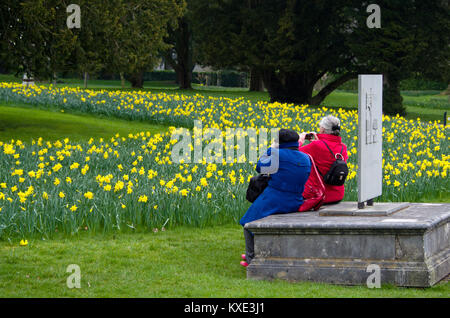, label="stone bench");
[244,202,450,287]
